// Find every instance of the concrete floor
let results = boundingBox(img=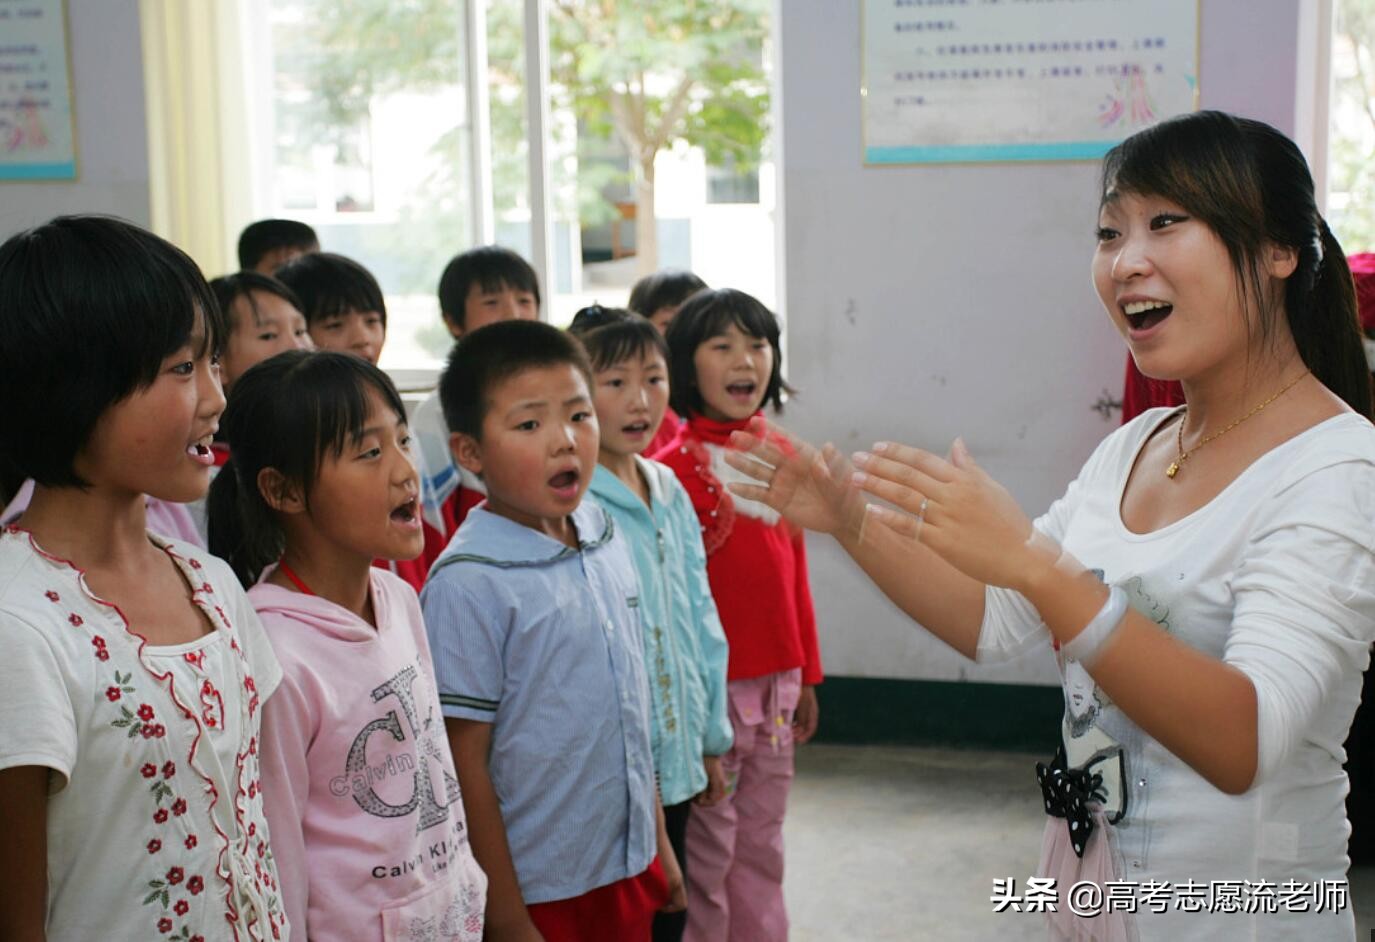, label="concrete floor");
[783,744,1375,941]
